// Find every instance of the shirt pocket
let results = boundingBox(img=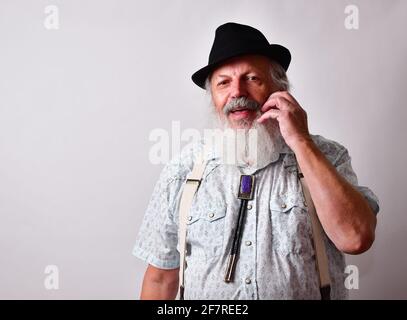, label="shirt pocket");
[269,194,314,256]
[186,204,227,261]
